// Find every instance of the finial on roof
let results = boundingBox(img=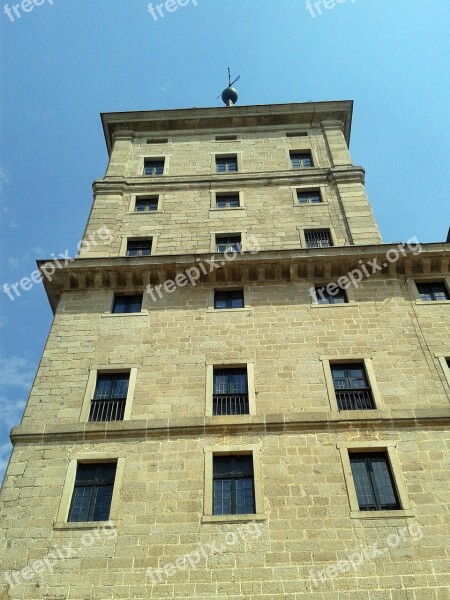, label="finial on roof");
[219,68,240,106]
